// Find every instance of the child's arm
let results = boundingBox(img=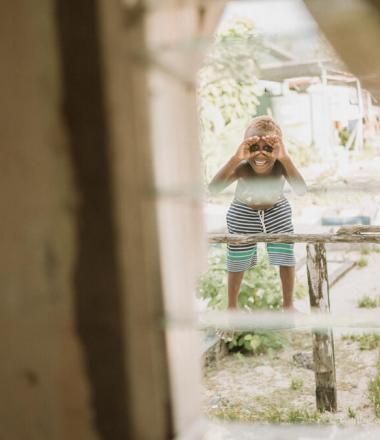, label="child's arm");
[264,135,307,196]
[279,156,308,195]
[208,136,258,194]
